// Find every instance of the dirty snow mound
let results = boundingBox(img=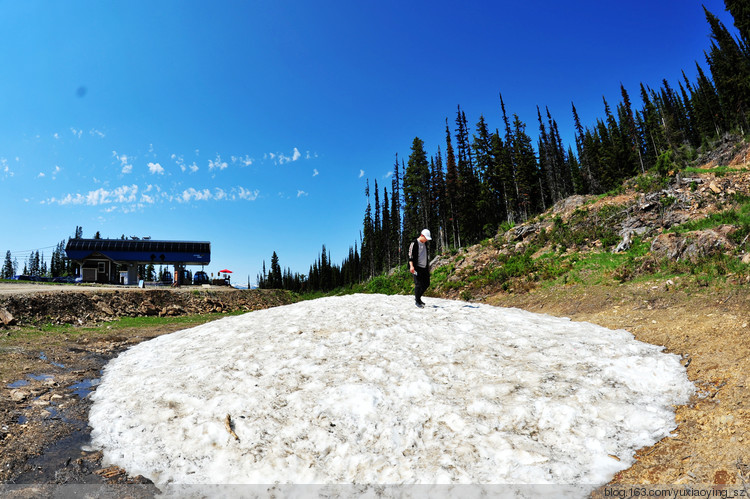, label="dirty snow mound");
[89,294,693,488]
